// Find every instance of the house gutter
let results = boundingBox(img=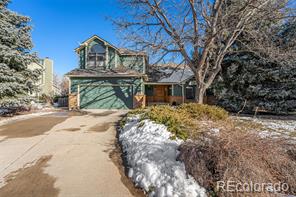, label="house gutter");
[144,82,182,85]
[66,75,146,78]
